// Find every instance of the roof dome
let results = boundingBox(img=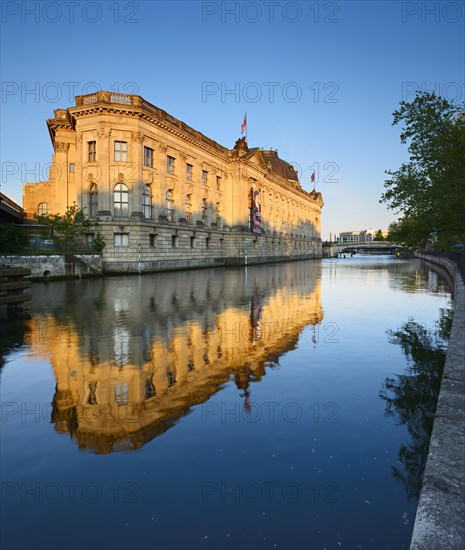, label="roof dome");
[261,149,299,181]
